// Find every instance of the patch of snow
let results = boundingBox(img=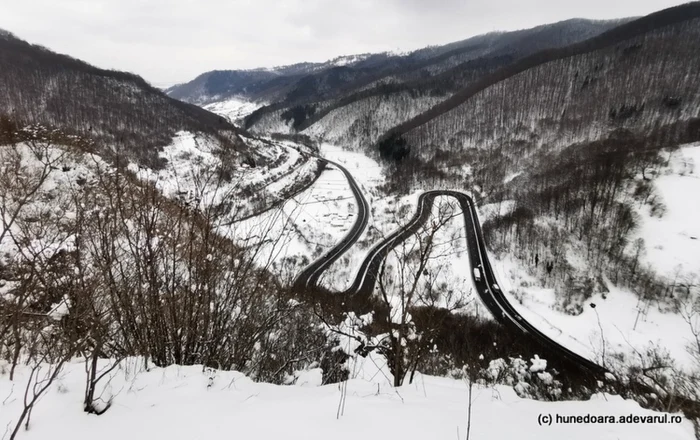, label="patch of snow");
[48,296,70,321]
[204,97,264,123]
[529,355,547,372]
